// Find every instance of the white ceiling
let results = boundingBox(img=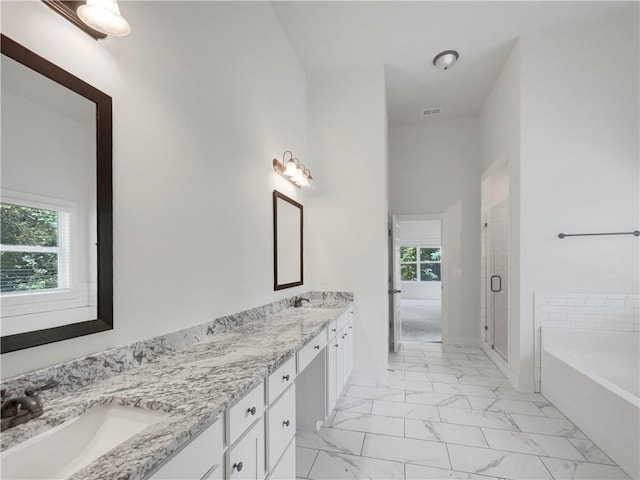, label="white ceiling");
[272,1,632,126]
